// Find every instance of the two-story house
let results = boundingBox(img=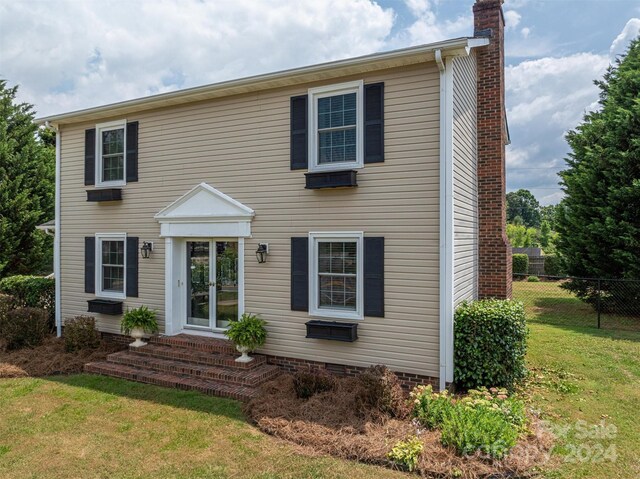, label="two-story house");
[39,0,511,396]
